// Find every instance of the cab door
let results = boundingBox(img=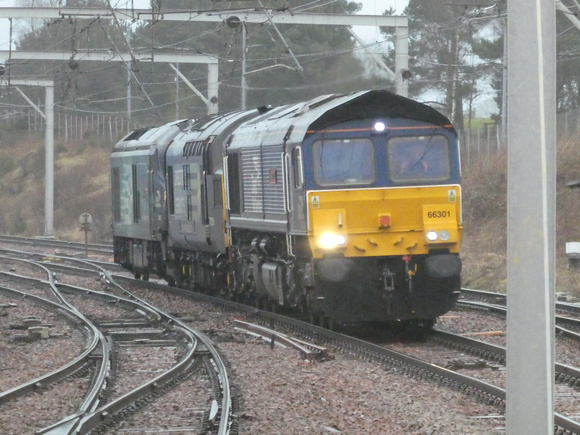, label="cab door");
[286,144,307,234]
